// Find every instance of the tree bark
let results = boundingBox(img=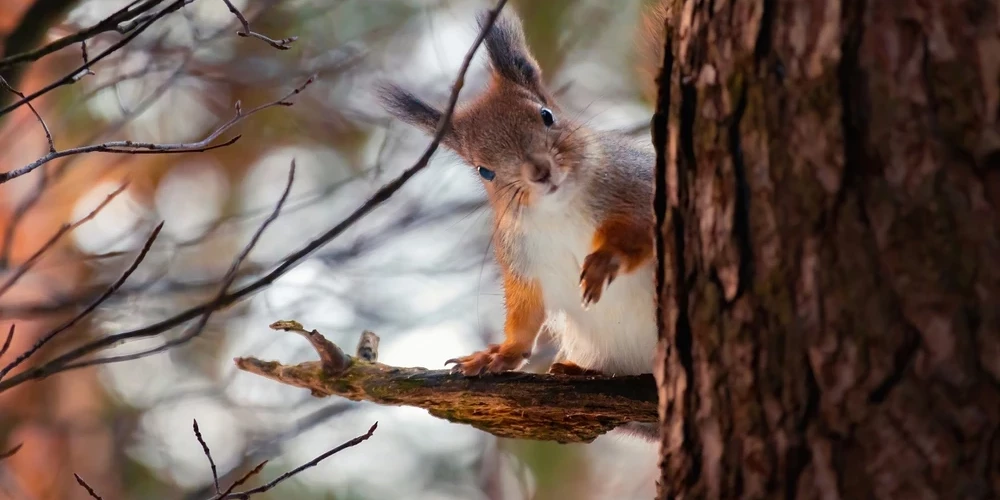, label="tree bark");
[653,0,1000,498]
